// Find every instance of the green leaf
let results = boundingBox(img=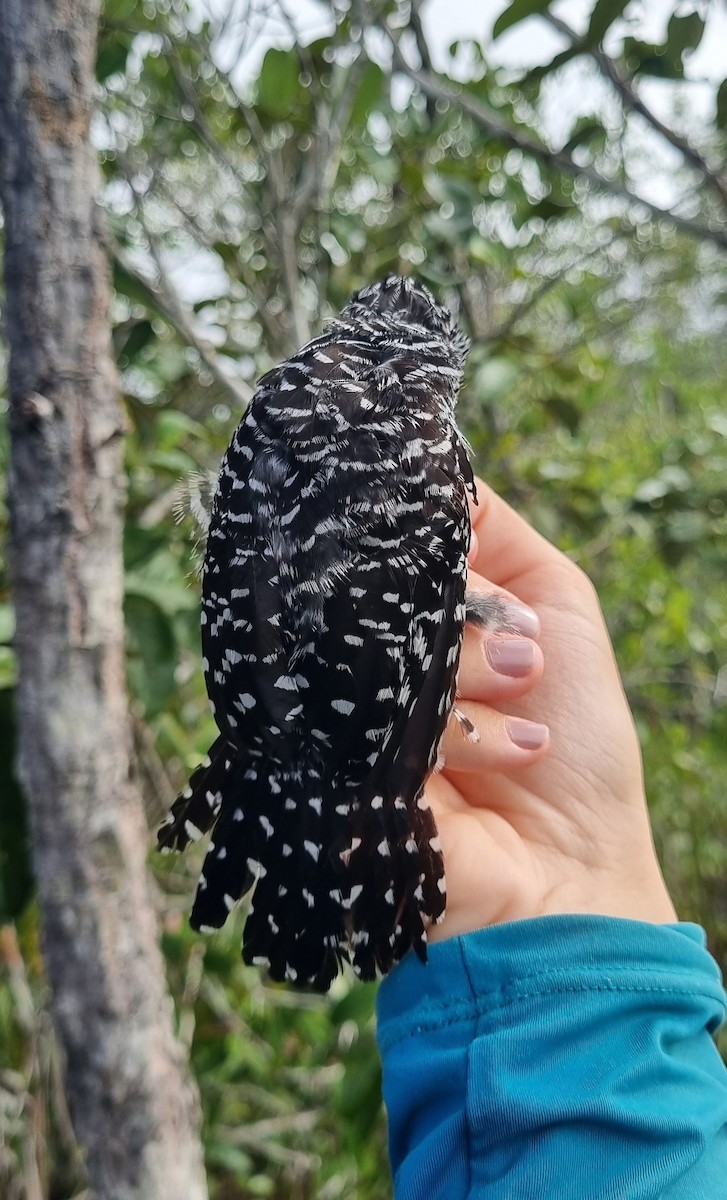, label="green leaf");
[468,234,499,266]
[124,593,178,716]
[0,604,14,644]
[117,319,155,363]
[586,0,631,46]
[493,0,553,40]
[0,648,16,690]
[623,15,703,80]
[515,195,573,227]
[113,262,163,314]
[256,47,301,119]
[562,116,607,155]
[105,0,141,17]
[543,395,582,433]
[205,1141,253,1178]
[335,1047,382,1140]
[474,357,519,401]
[633,465,690,505]
[154,410,209,449]
[148,448,200,476]
[125,561,199,617]
[349,61,386,128]
[522,44,581,90]
[622,38,680,80]
[96,32,133,83]
[665,11,705,68]
[666,510,709,543]
[716,79,727,131]
[330,981,377,1027]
